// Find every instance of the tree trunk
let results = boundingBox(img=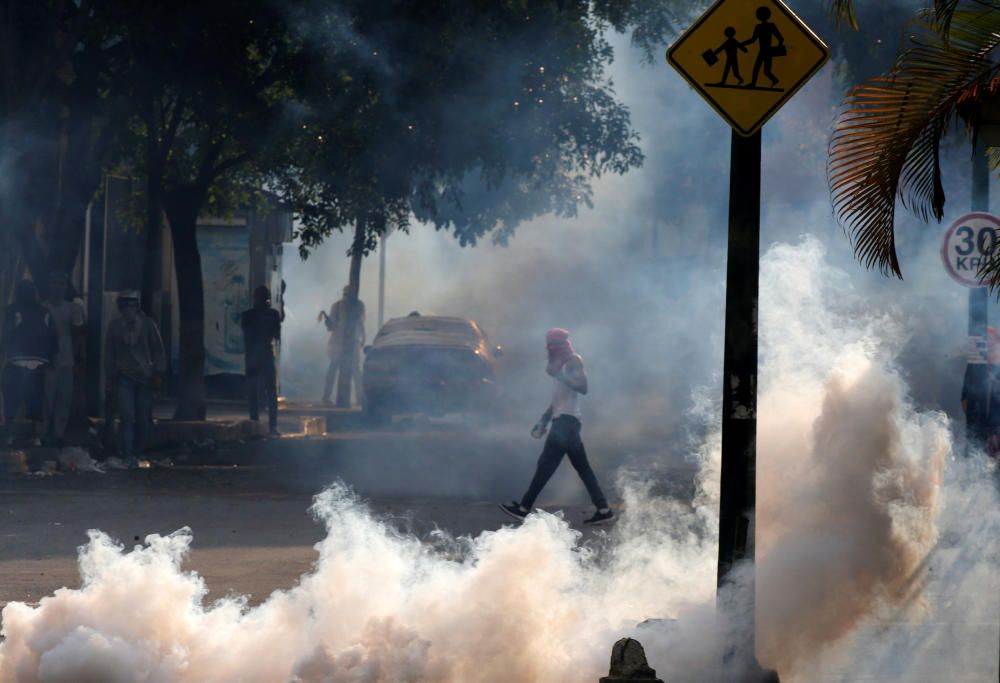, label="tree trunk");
[164,186,206,420]
[336,218,366,408]
[14,219,50,285]
[141,166,164,314]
